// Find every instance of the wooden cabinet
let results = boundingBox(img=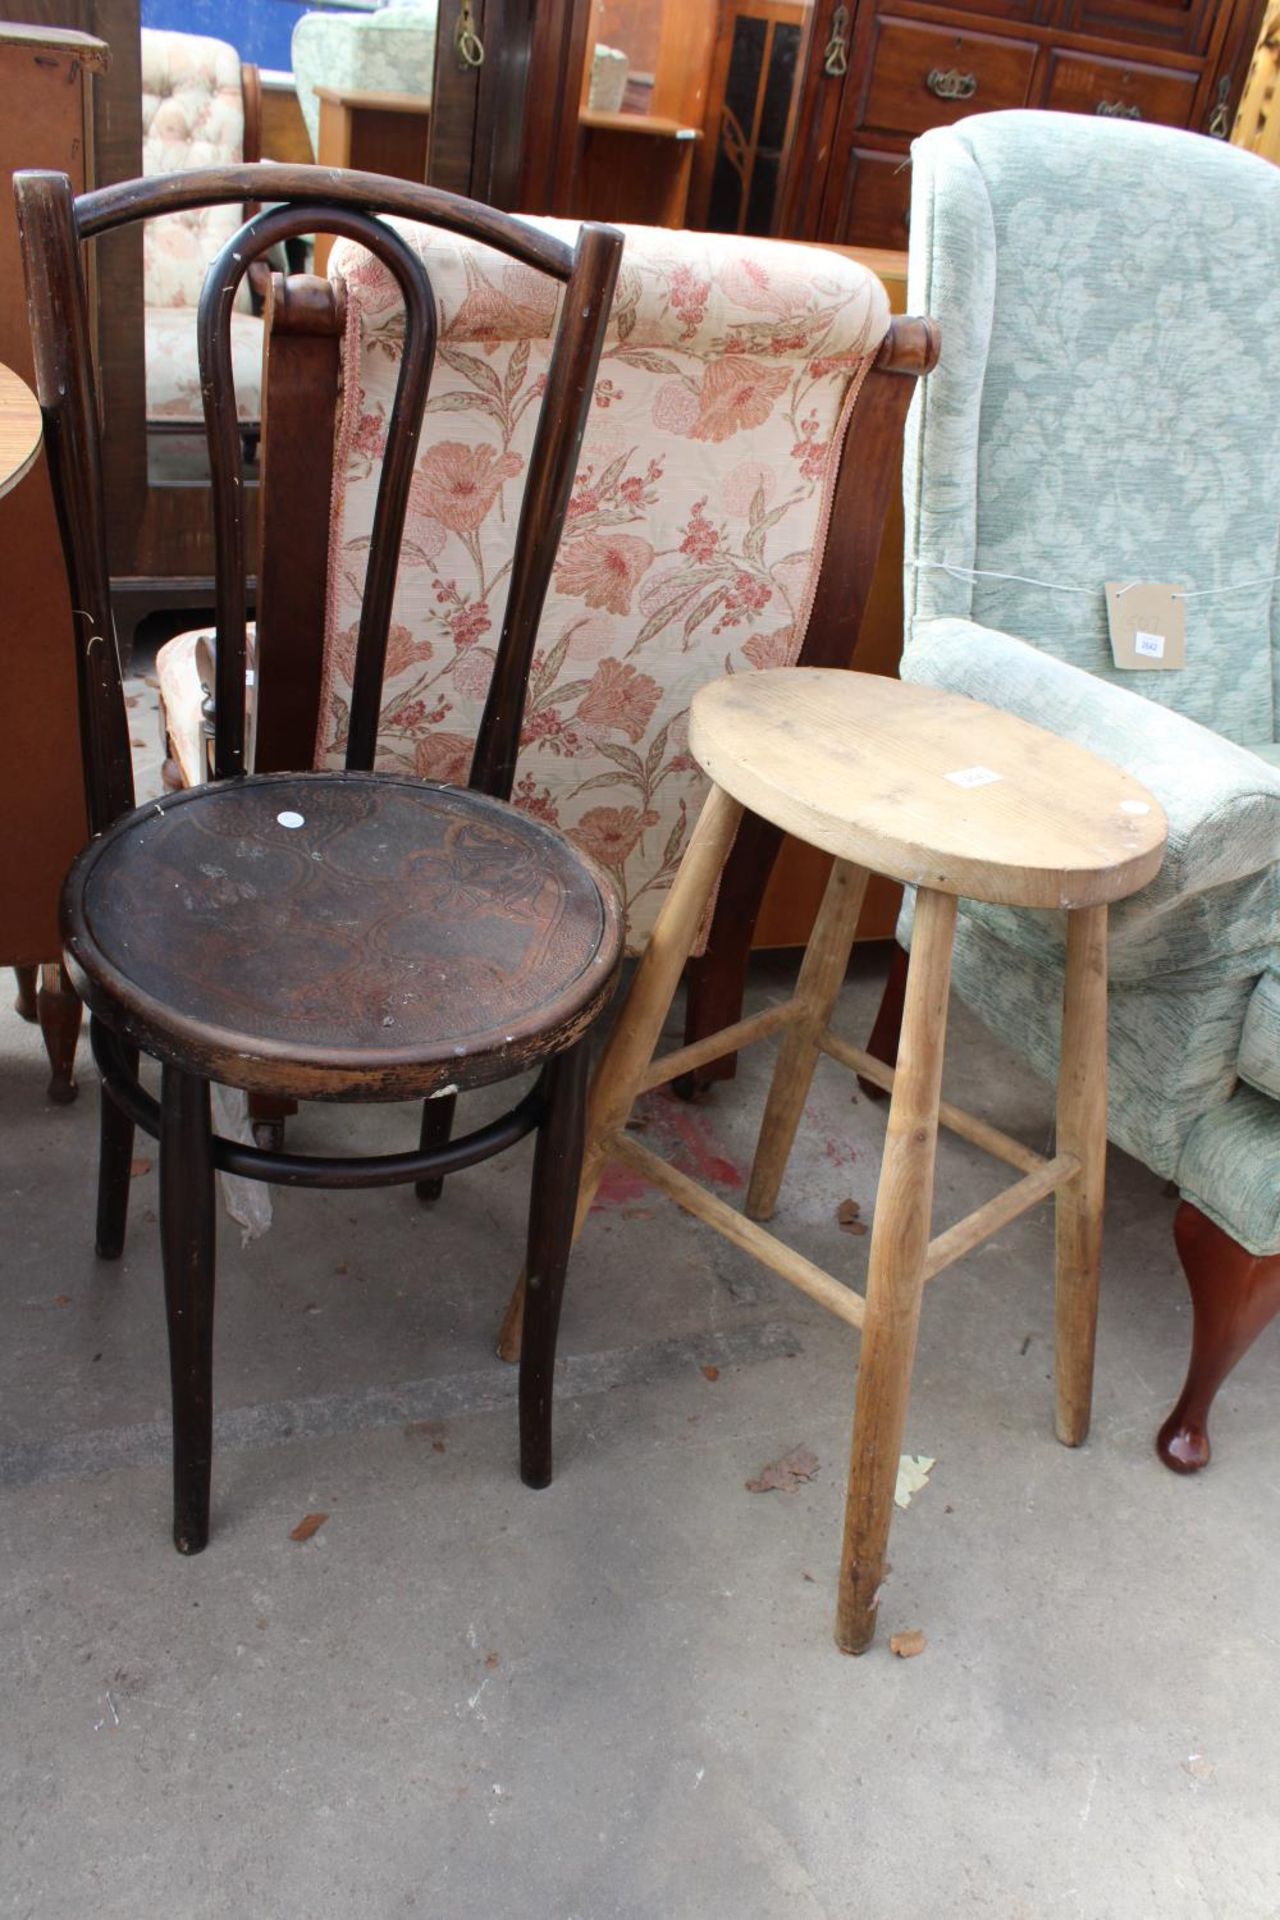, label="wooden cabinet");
[856,18,1039,136]
[0,24,103,1095]
[778,0,1265,247]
